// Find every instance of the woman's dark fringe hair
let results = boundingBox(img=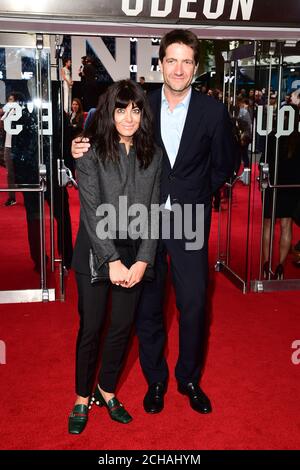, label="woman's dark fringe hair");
[83,79,155,169]
[159,29,200,65]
